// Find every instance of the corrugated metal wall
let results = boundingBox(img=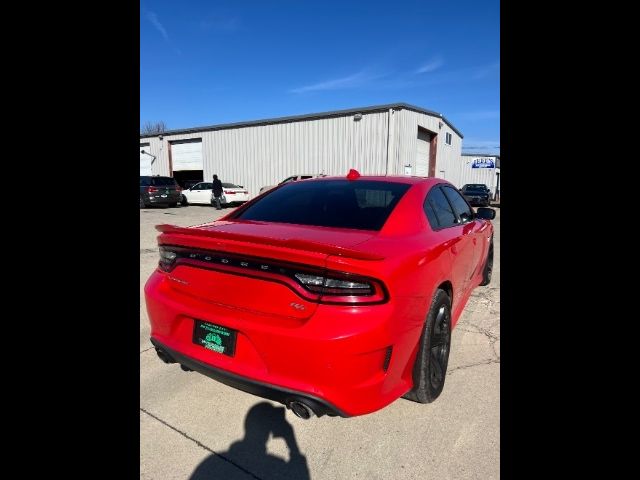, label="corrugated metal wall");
[143,111,391,198]
[140,107,467,199]
[391,109,463,179]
